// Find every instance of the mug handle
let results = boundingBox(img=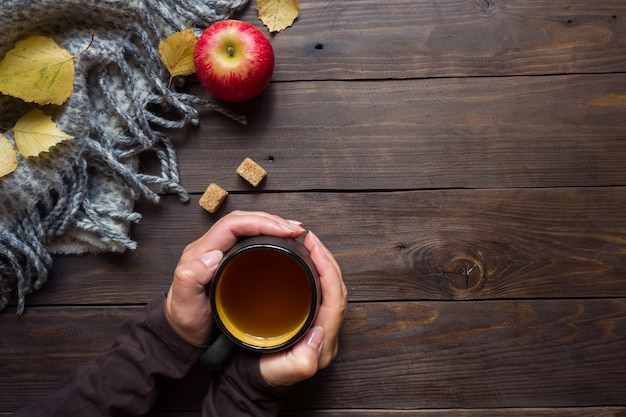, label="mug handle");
[199,333,238,369]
